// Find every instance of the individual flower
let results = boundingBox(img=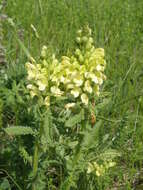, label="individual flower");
[51,86,63,96]
[90,74,99,84]
[73,76,83,87]
[27,84,33,89]
[81,93,88,105]
[41,45,47,58]
[87,163,94,174]
[84,80,92,93]
[37,80,47,91]
[44,96,50,107]
[65,103,76,109]
[71,88,80,98]
[94,48,104,57]
[96,64,103,71]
